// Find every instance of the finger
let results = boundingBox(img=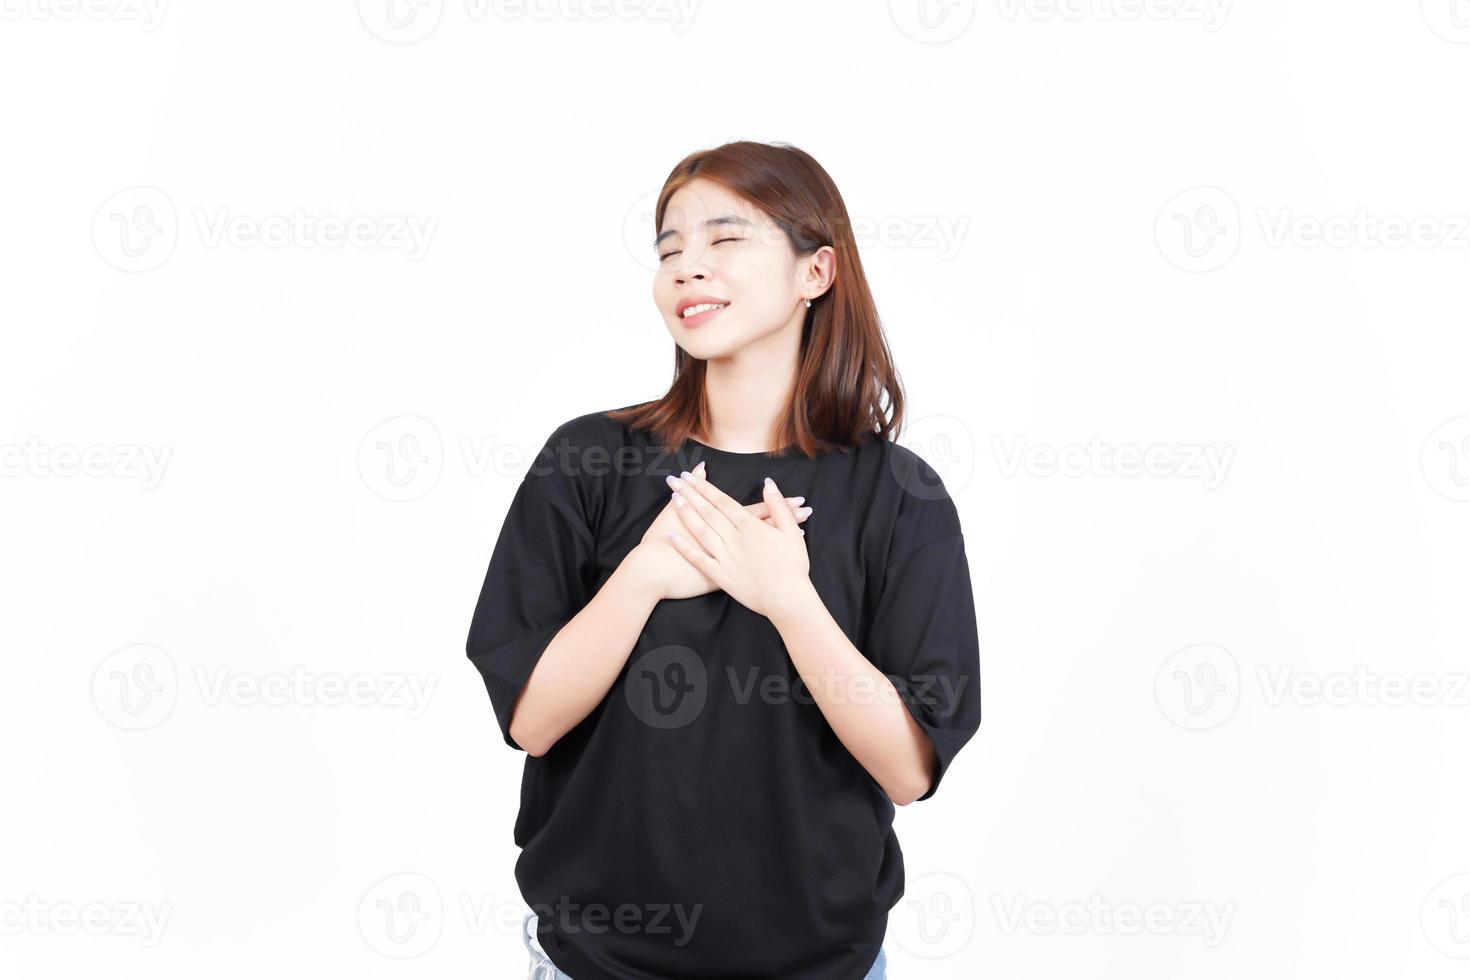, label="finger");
[669,484,729,558]
[762,476,797,534]
[666,529,721,582]
[670,471,738,541]
[693,464,806,515]
[678,467,750,532]
[746,496,807,520]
